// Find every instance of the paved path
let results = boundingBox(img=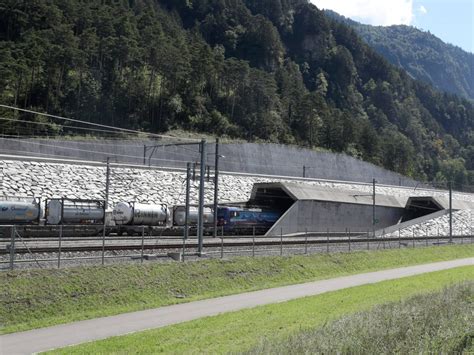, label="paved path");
[2,258,473,354]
